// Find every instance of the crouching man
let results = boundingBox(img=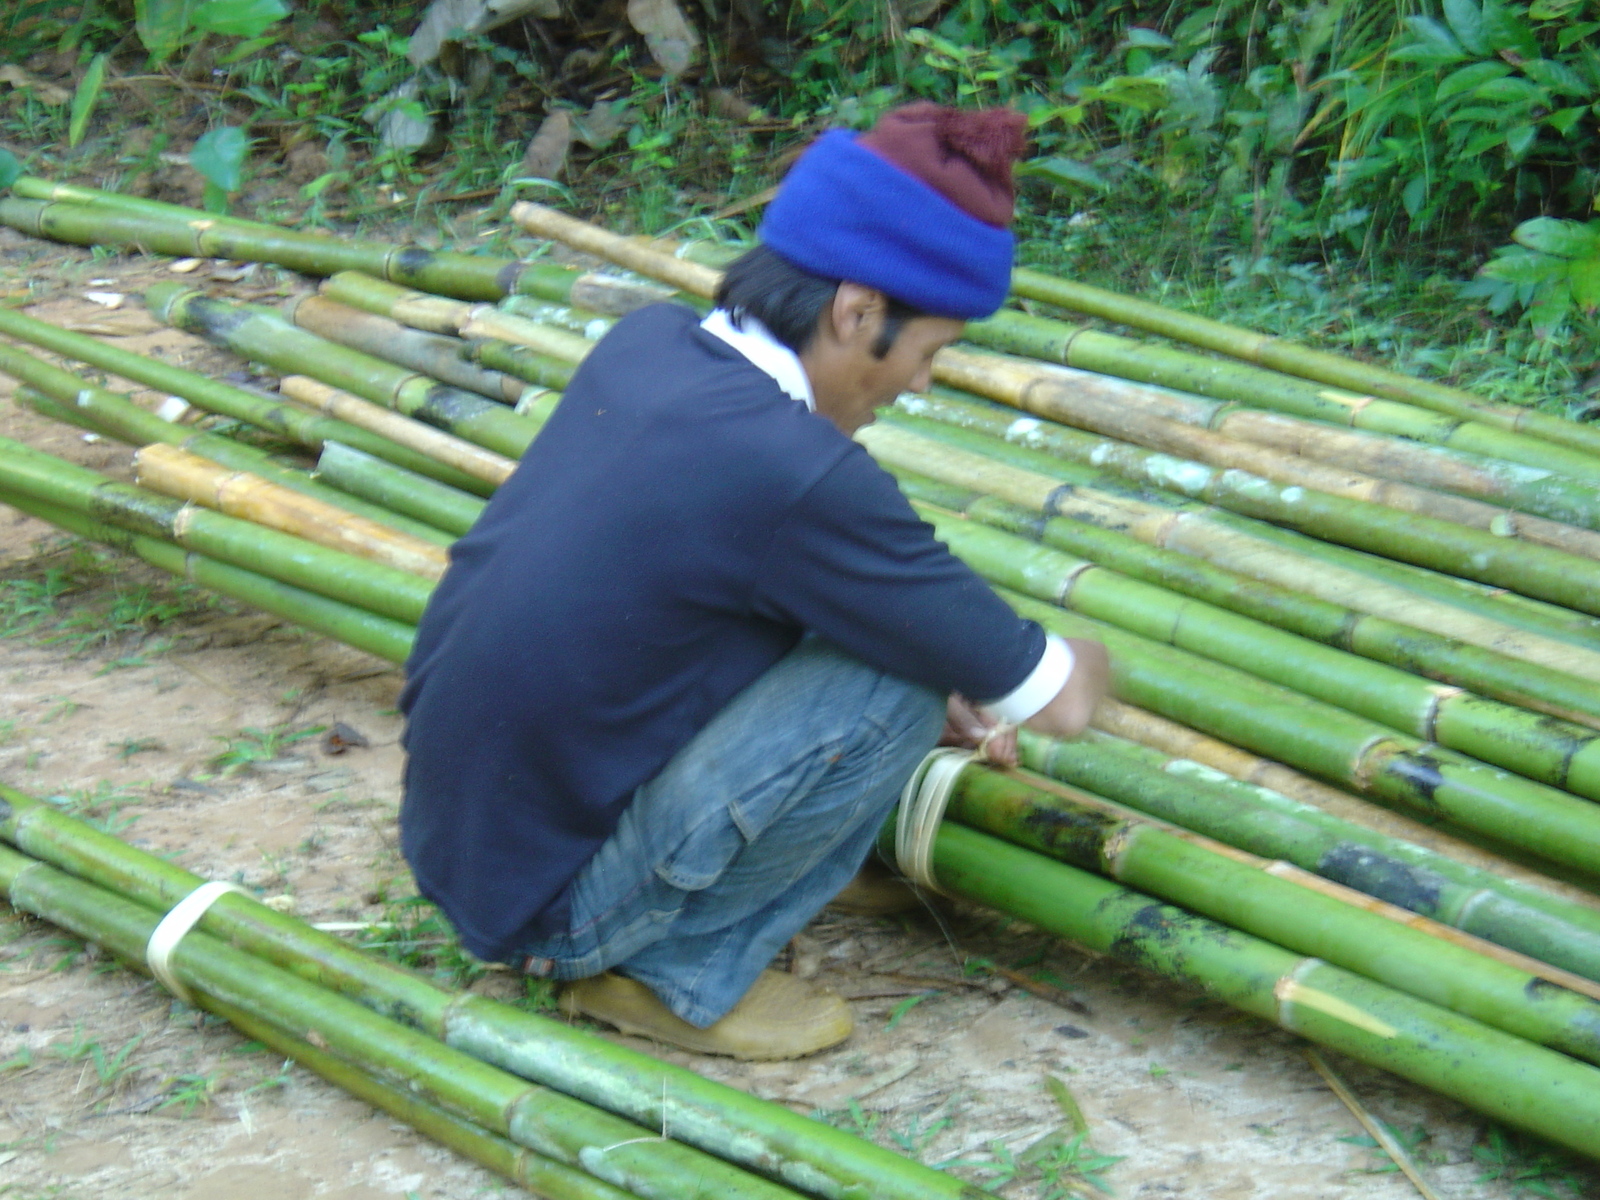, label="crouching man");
[399,103,1109,1060]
